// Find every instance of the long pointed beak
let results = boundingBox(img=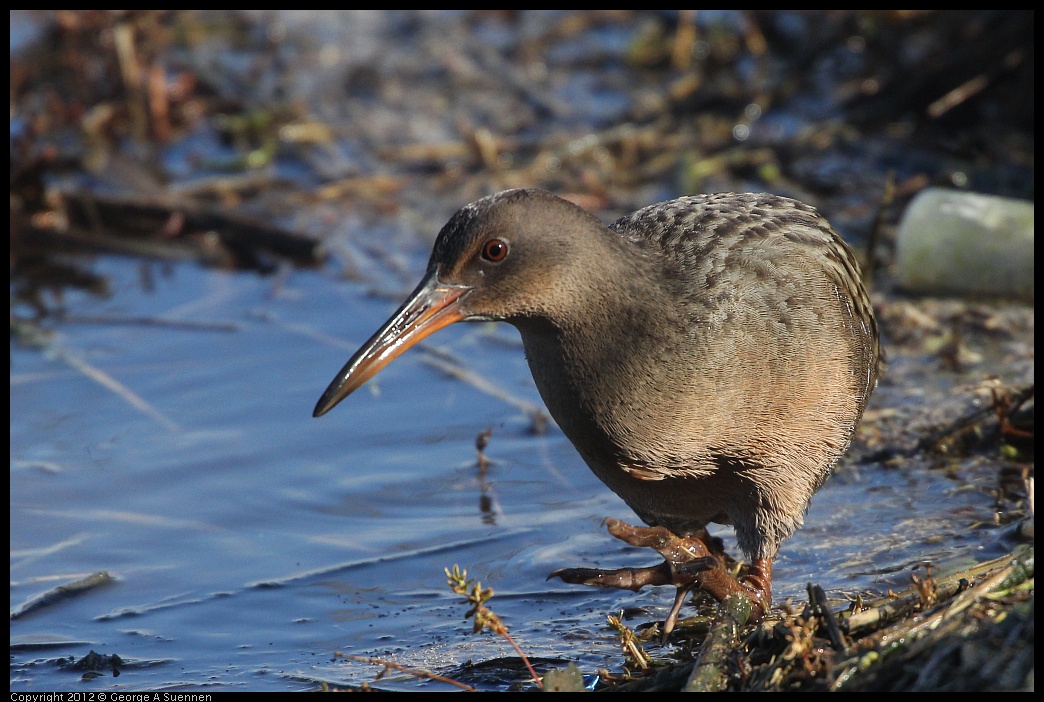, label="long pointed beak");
[313,273,472,417]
